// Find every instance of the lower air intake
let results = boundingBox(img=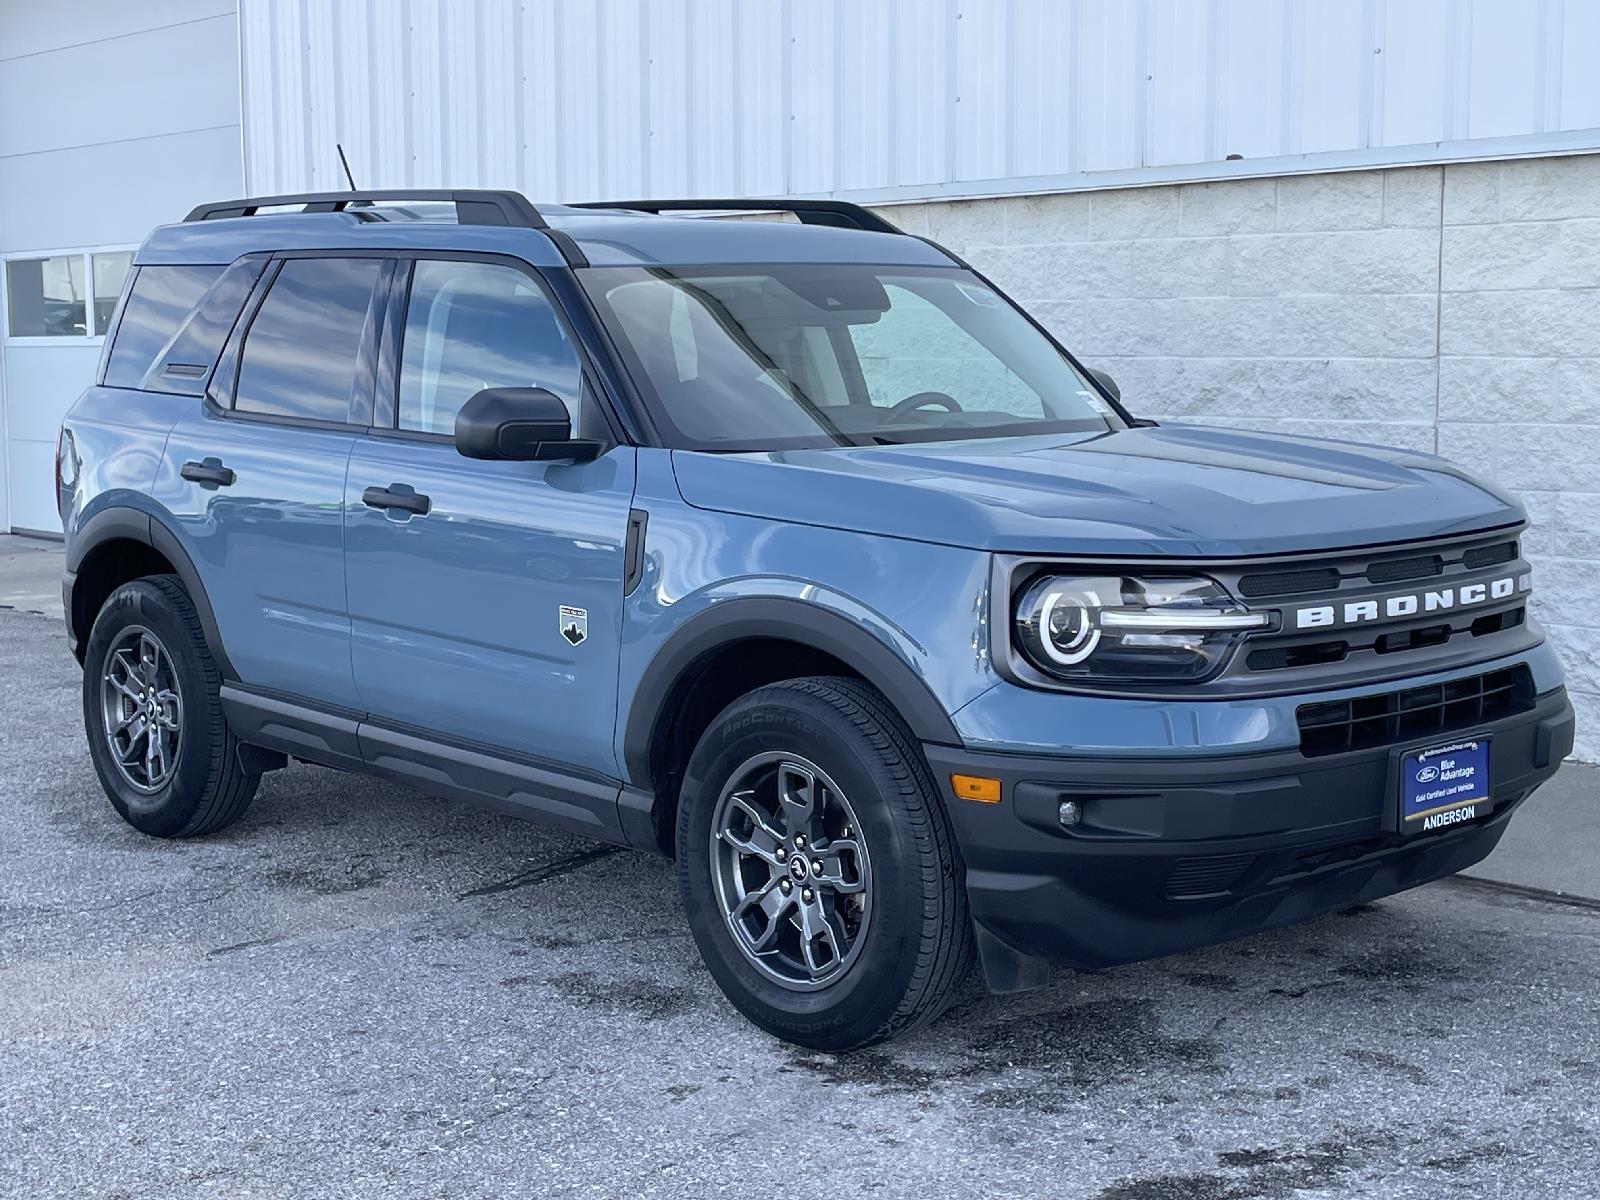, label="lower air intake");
[1165,853,1257,899]
[1295,665,1535,757]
